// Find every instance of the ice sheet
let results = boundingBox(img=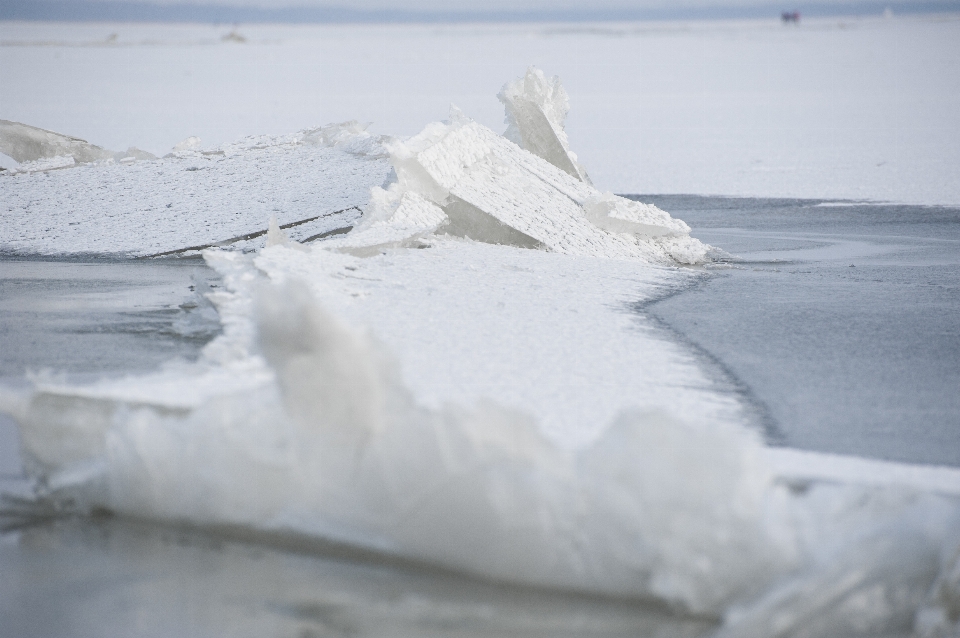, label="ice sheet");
[0,125,390,256]
[1,15,958,204]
